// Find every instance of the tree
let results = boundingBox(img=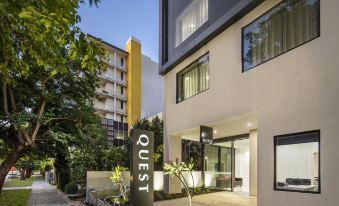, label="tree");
[164,161,195,206]
[0,0,106,192]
